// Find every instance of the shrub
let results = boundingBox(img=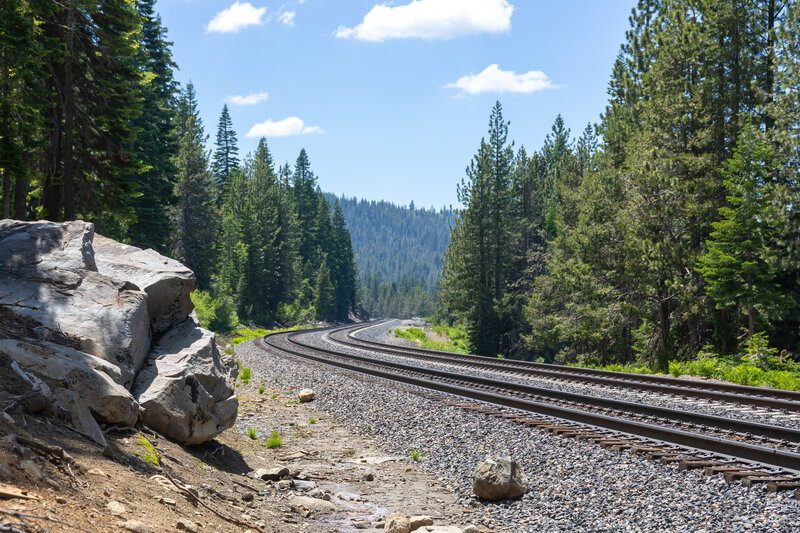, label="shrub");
[246,428,257,440]
[309,418,317,424]
[668,360,684,377]
[258,386,265,394]
[266,431,283,448]
[190,290,239,332]
[239,367,251,384]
